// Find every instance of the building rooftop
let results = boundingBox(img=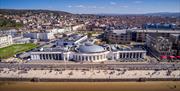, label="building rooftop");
[110,45,145,52]
[129,29,180,34]
[59,34,85,42]
[33,47,70,52]
[77,43,105,53]
[110,29,127,35]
